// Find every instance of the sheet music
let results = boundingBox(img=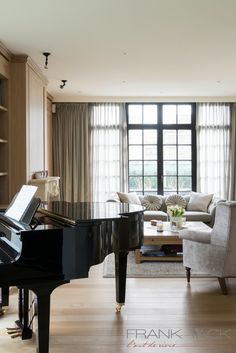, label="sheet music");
[5,185,38,221]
